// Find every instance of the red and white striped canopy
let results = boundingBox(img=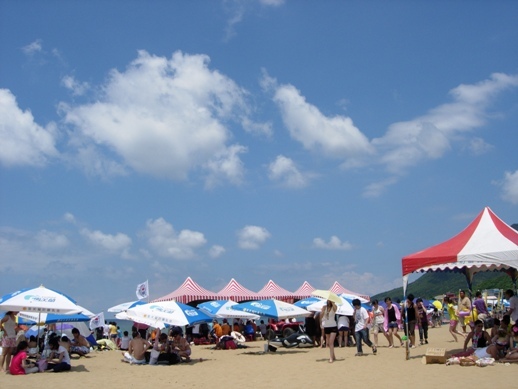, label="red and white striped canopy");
[292,281,316,299]
[402,207,518,278]
[257,280,294,302]
[216,278,260,302]
[153,277,218,304]
[329,281,370,301]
